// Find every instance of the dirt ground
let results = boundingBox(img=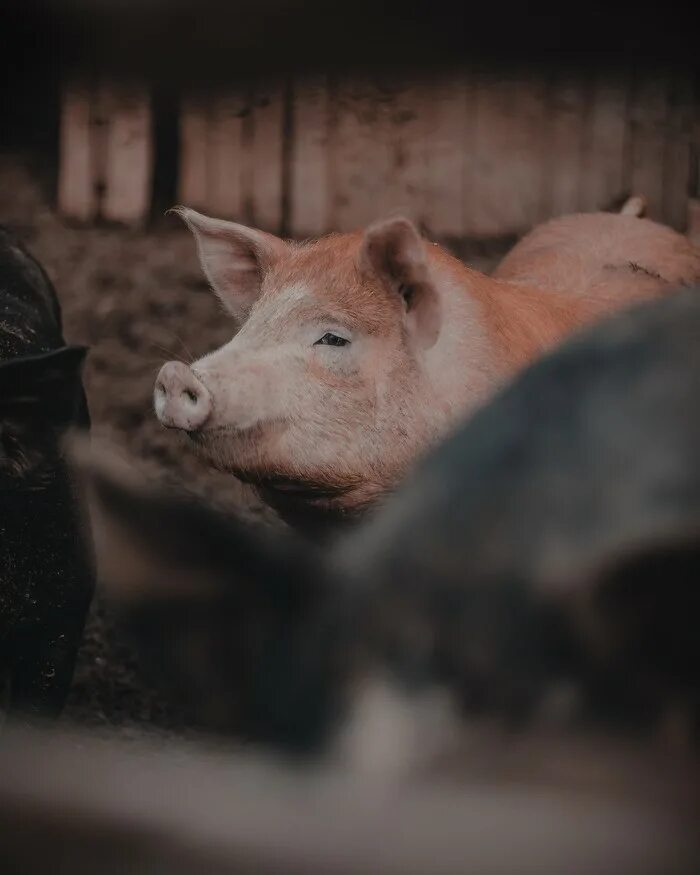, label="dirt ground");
[0,152,500,736]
